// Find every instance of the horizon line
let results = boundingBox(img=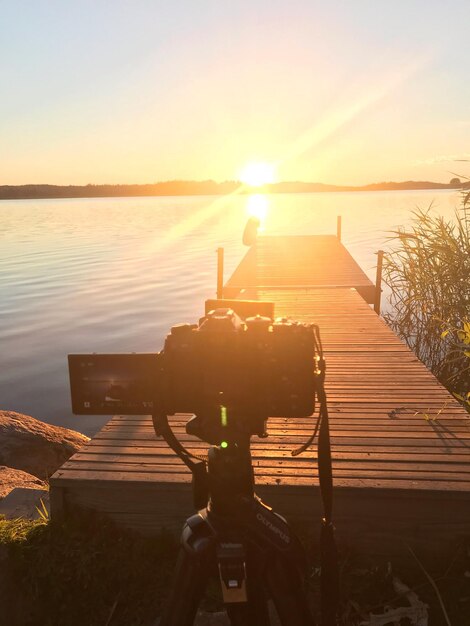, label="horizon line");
[0,177,466,189]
